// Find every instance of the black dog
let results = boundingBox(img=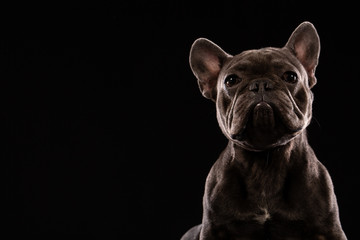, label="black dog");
[181,22,347,240]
